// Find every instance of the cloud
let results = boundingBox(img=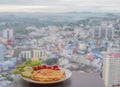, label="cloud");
[0,0,59,5]
[0,0,120,12]
[0,5,68,13]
